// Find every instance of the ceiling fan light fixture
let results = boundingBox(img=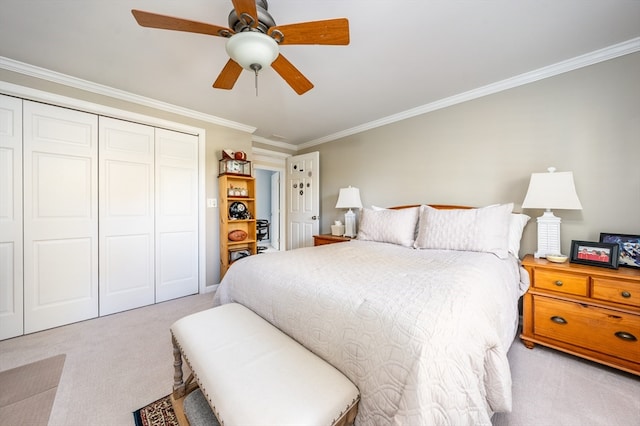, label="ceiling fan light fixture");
[225,31,279,72]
